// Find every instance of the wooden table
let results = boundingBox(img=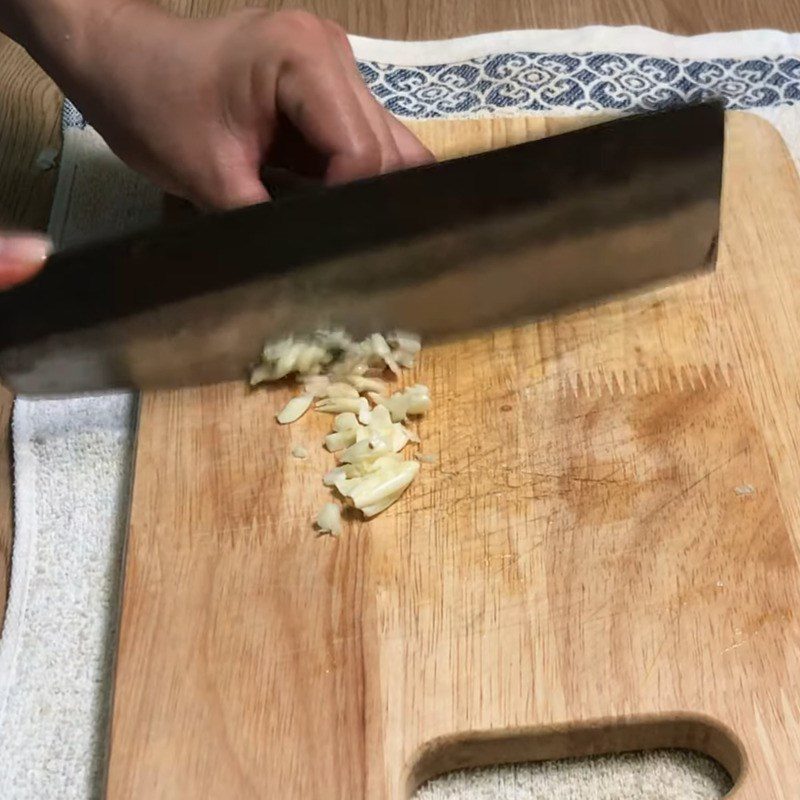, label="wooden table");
[1,0,799,630]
